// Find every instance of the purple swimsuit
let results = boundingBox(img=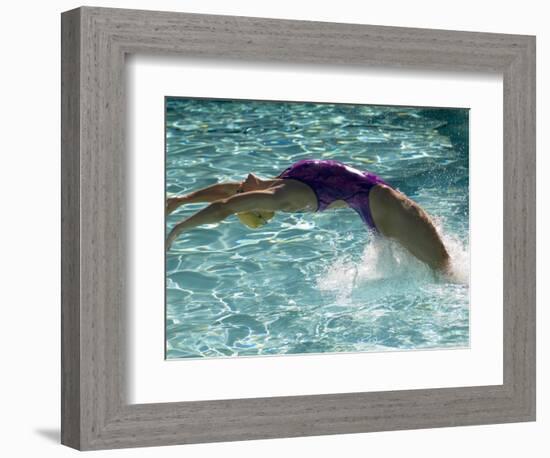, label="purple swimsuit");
[277,159,390,230]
